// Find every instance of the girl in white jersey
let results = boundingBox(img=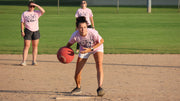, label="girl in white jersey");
[20,1,45,66]
[75,0,95,53]
[66,17,105,96]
